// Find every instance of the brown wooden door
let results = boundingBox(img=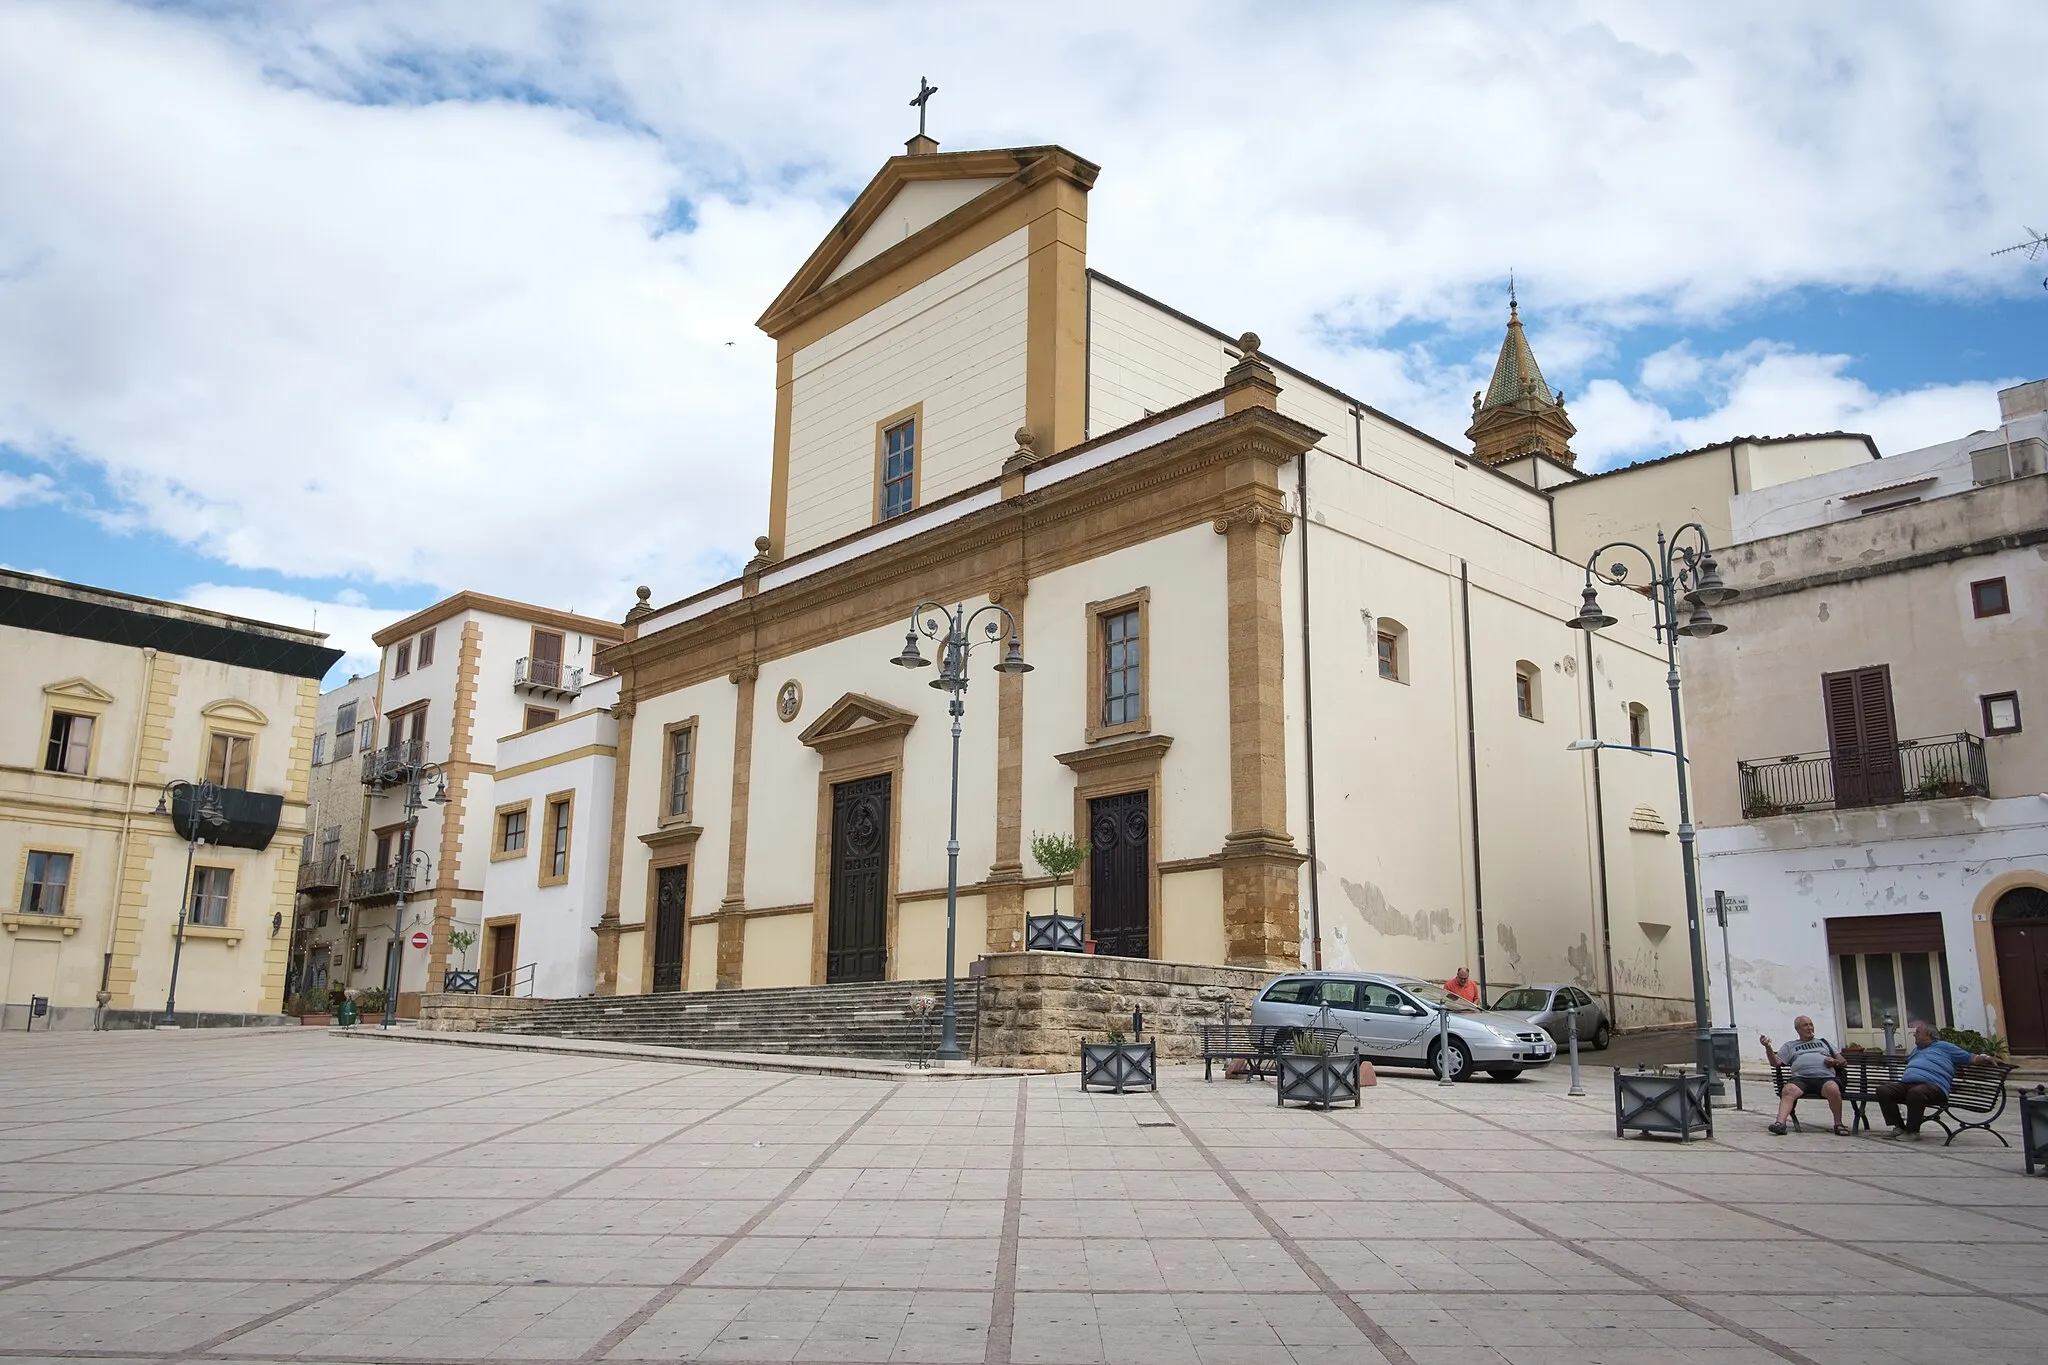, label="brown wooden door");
[827,775,890,982]
[532,630,564,687]
[1994,888,2048,1055]
[652,865,687,993]
[1089,791,1150,959]
[1823,666,1902,808]
[487,924,517,994]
